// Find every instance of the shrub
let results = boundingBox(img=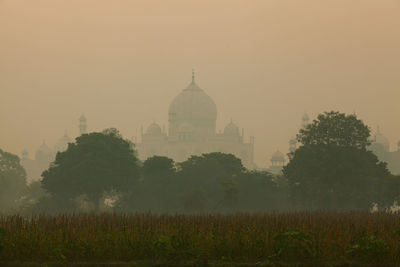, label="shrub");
[346,235,390,263]
[270,230,319,262]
